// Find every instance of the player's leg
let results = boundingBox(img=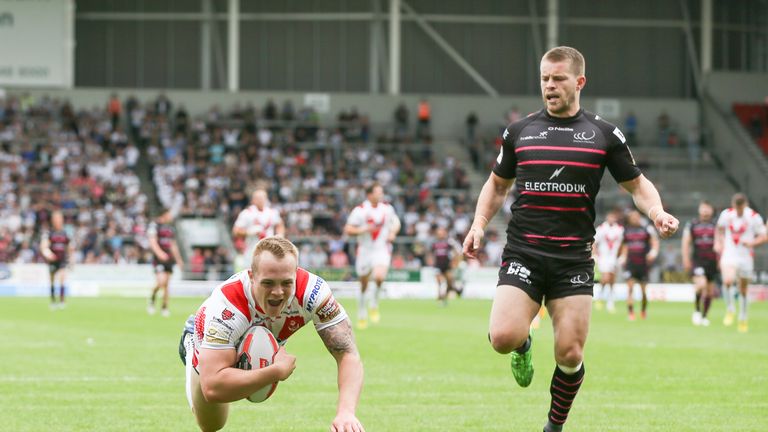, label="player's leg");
[737,275,750,332]
[355,255,371,329]
[489,284,541,387]
[444,268,455,299]
[626,278,636,321]
[160,268,172,317]
[700,279,714,325]
[435,271,446,303]
[639,281,648,319]
[55,269,68,308]
[149,266,162,315]
[692,271,706,325]
[187,364,229,431]
[544,295,591,432]
[369,262,389,324]
[603,272,616,313]
[720,263,737,326]
[49,266,57,308]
